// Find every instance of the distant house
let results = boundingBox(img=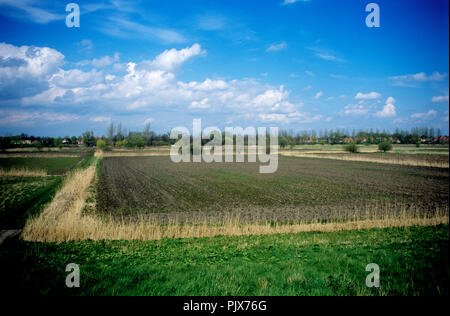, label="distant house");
[343,137,353,143]
[21,140,31,145]
[62,138,71,145]
[439,136,449,144]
